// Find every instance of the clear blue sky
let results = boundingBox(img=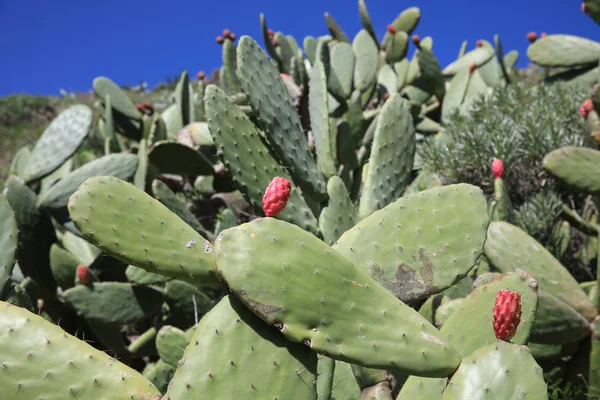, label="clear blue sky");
[0,0,597,96]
